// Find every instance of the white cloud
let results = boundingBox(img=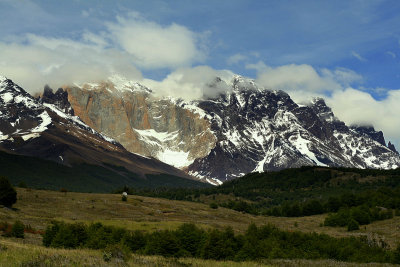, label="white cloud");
[386,51,396,58]
[253,63,344,95]
[246,60,269,73]
[321,67,363,87]
[327,88,400,148]
[106,14,206,69]
[249,63,364,103]
[227,53,248,65]
[249,62,400,147]
[351,51,367,62]
[142,66,234,100]
[0,13,209,92]
[0,35,142,93]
